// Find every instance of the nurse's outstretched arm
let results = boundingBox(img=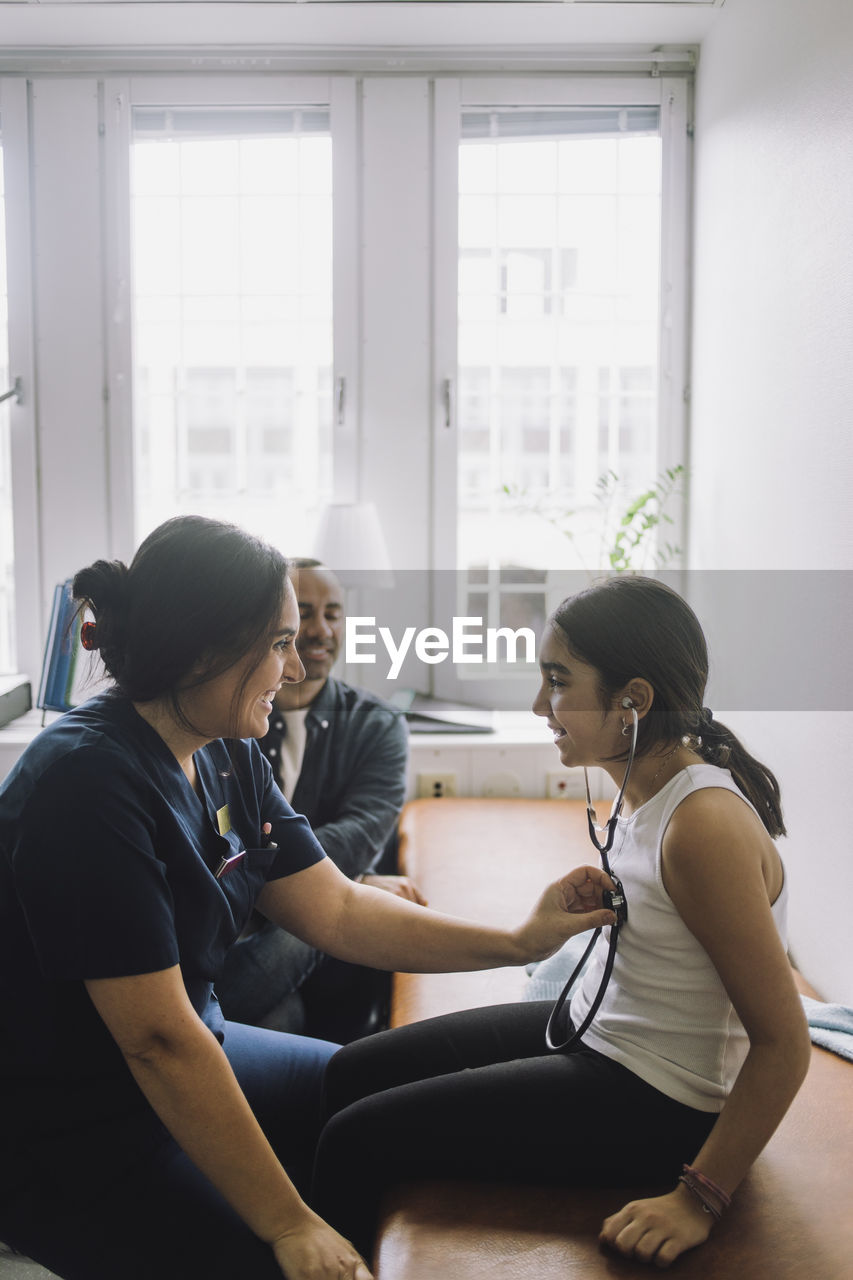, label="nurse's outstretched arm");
[85,966,372,1280]
[256,857,616,973]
